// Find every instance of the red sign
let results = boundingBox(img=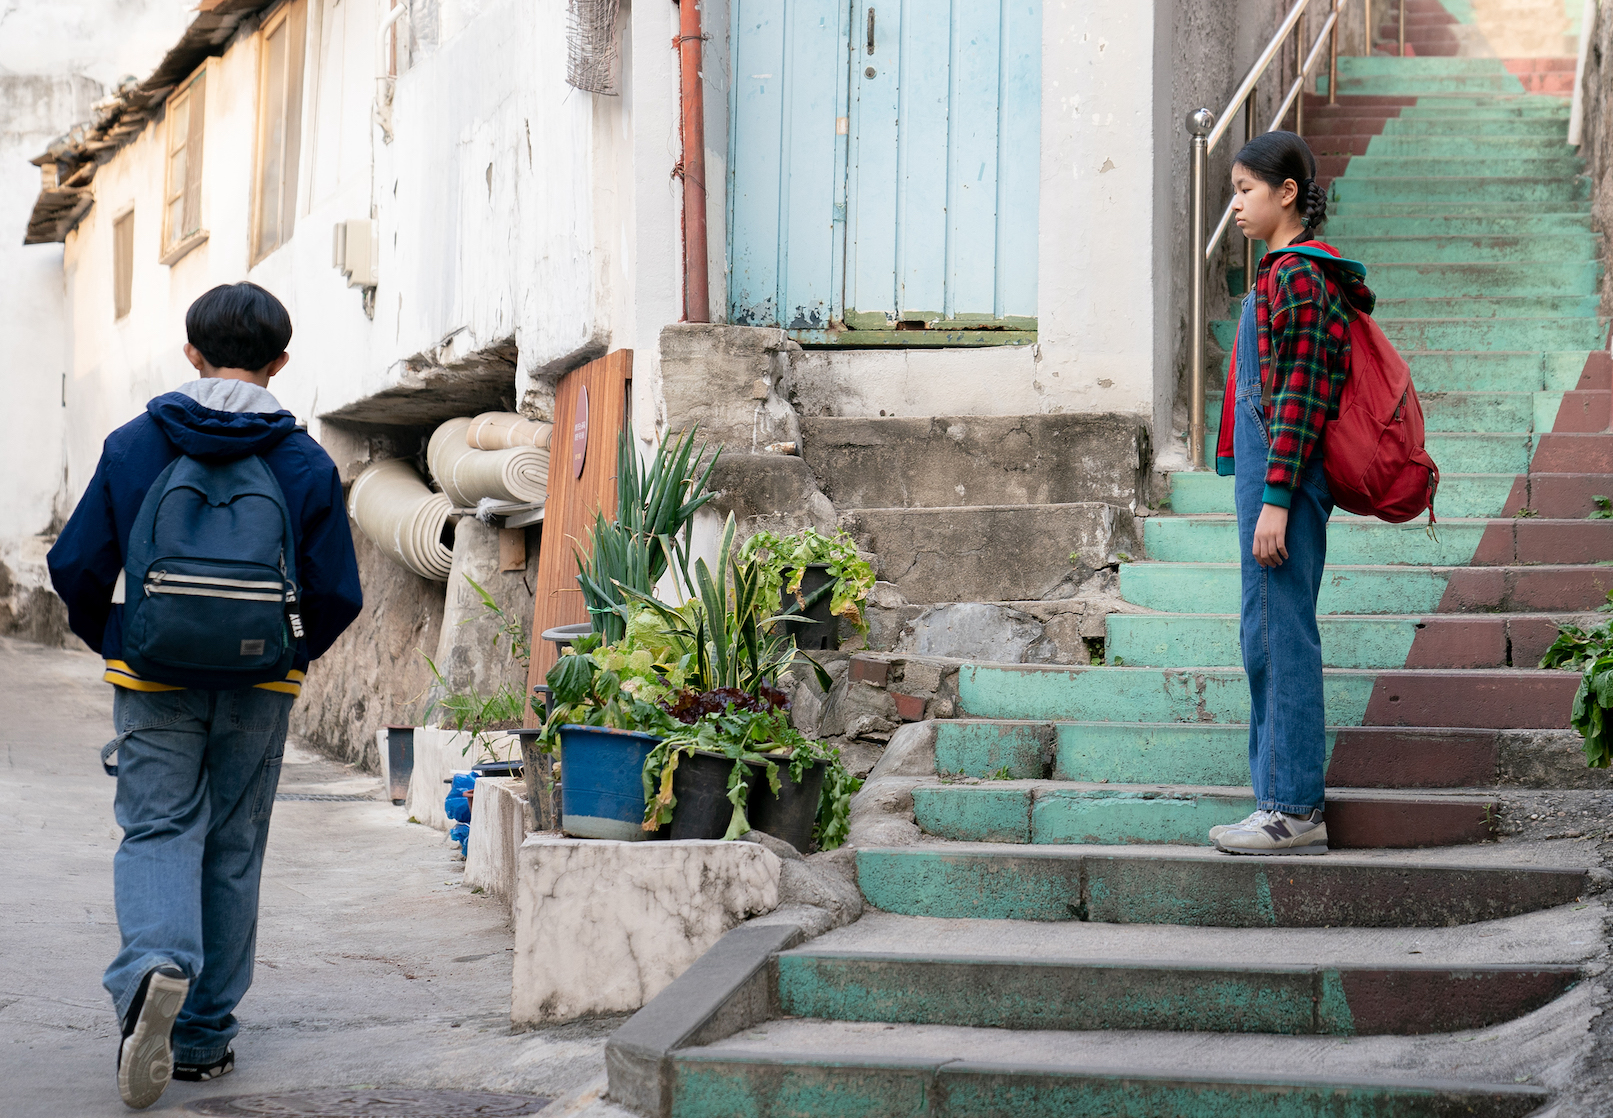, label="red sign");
[572,384,589,479]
